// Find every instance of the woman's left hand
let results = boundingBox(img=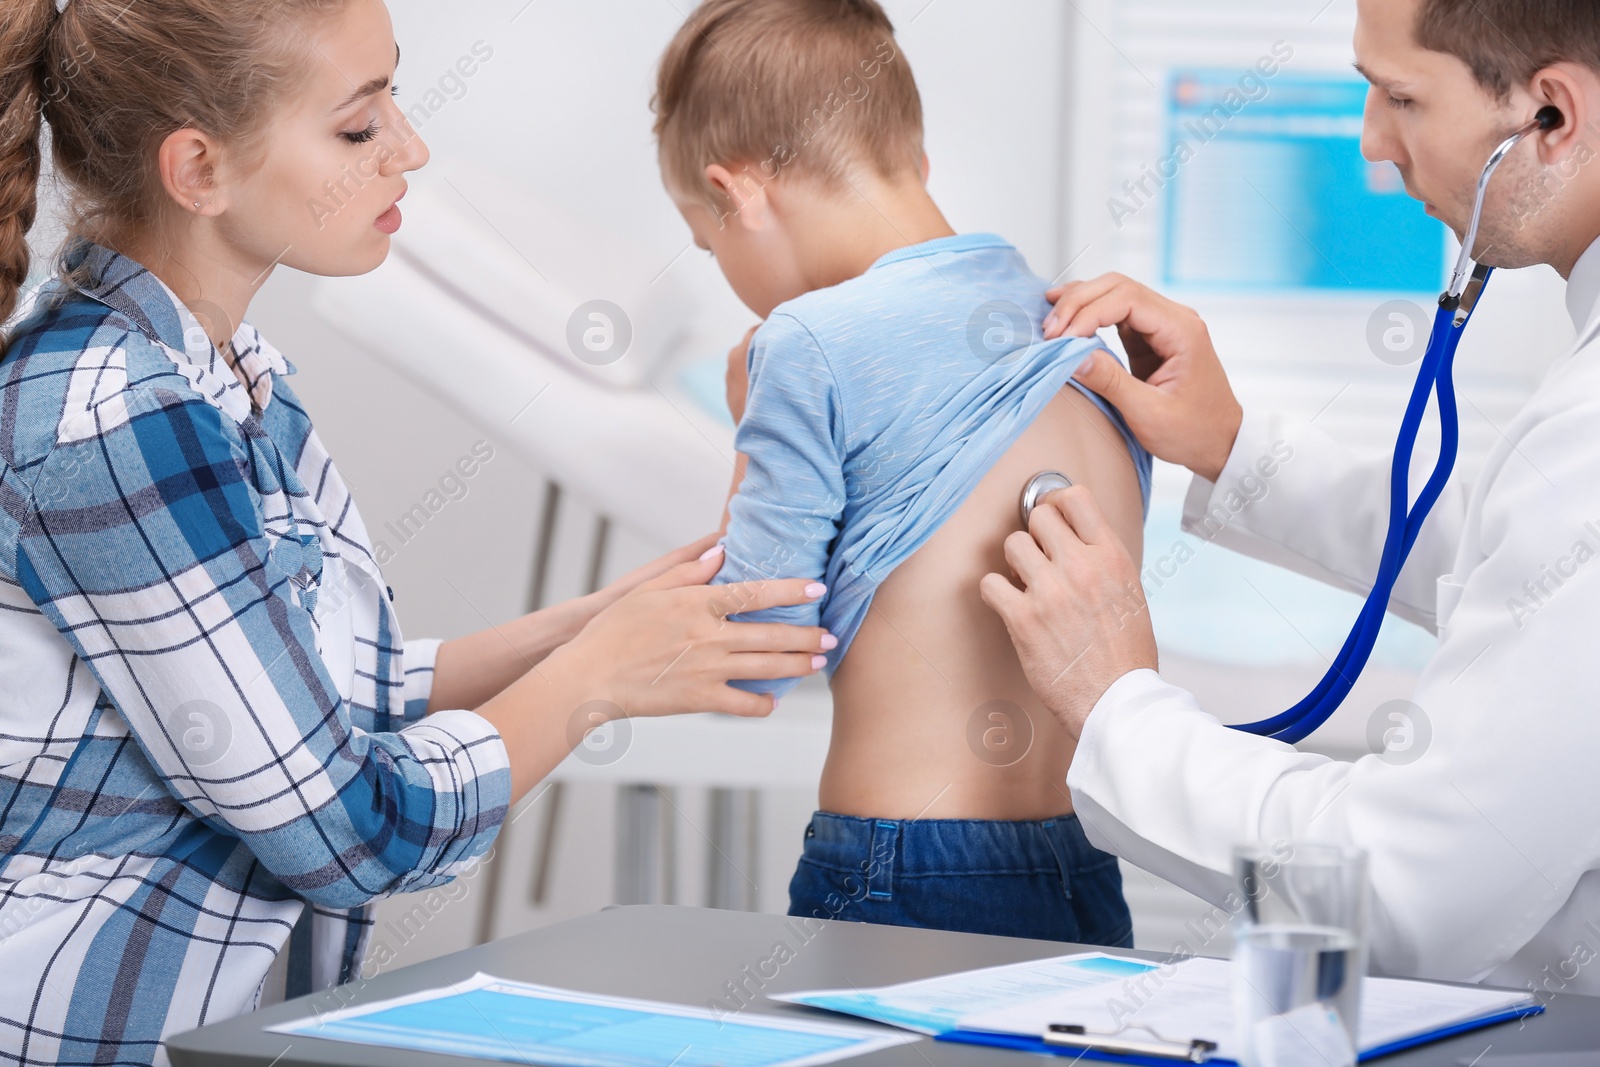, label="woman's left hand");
[431,533,727,715]
[584,532,722,616]
[979,484,1157,739]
